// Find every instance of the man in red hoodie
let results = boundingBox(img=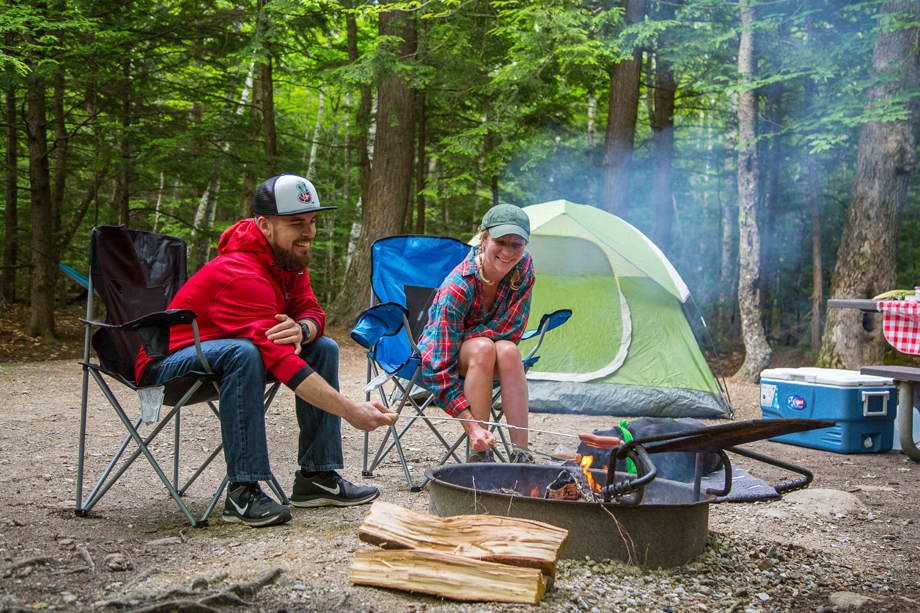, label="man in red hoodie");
[136,175,395,527]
